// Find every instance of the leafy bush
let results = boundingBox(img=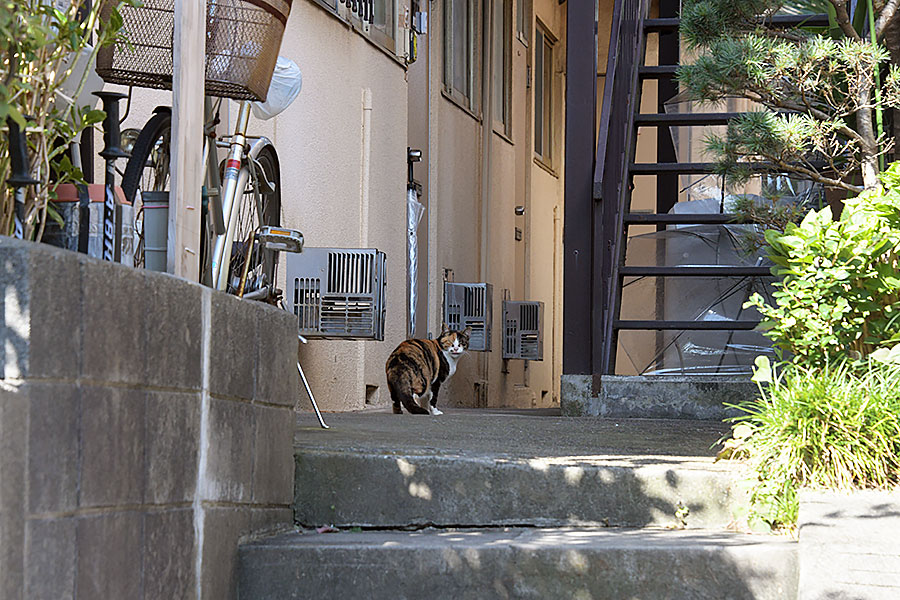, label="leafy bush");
[729,356,900,530]
[745,163,900,367]
[1,0,130,239]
